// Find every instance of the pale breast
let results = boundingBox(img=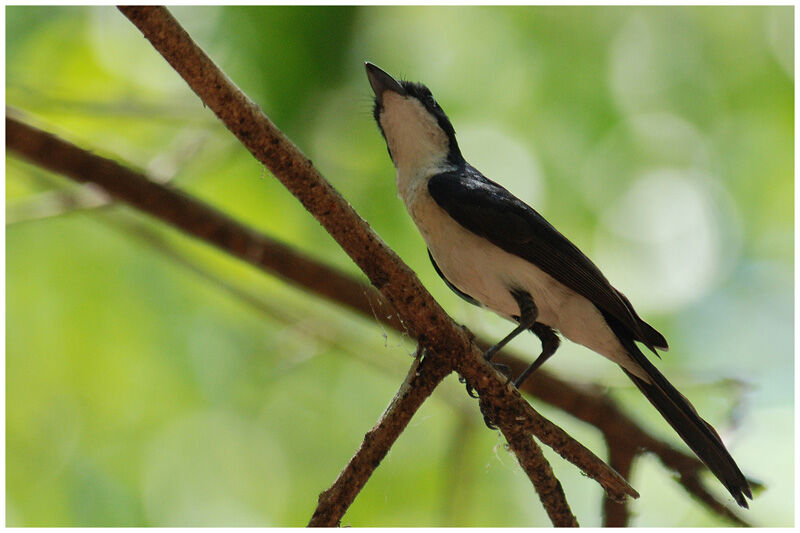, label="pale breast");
[401,178,562,323]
